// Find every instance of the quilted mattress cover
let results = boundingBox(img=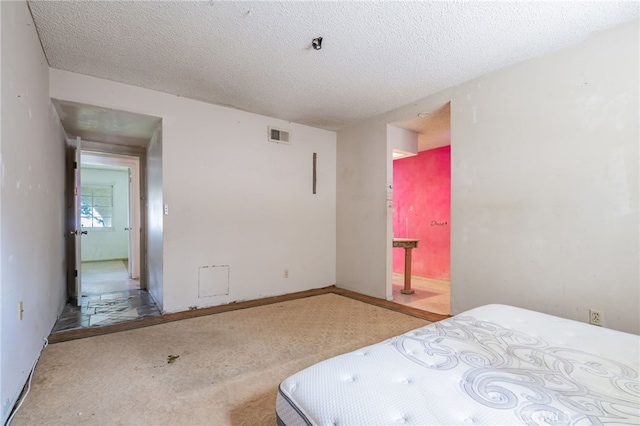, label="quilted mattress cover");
[276,304,639,425]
